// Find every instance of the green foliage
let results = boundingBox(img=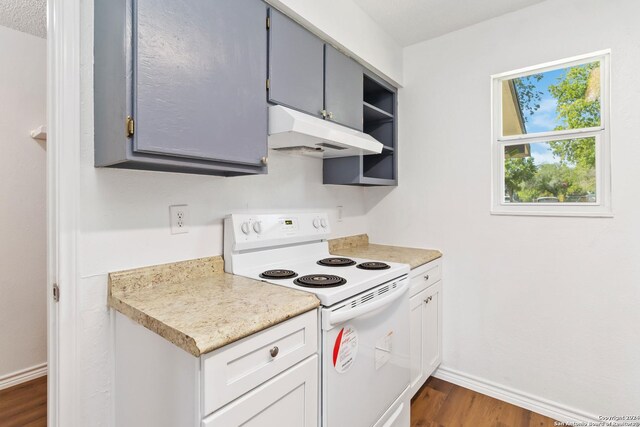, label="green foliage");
[532,164,570,198]
[509,162,596,202]
[504,157,537,201]
[548,63,600,168]
[513,74,543,122]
